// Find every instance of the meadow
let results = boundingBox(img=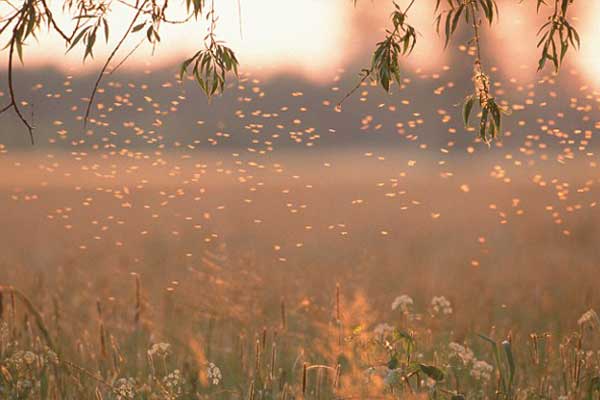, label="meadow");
[1,12,600,393]
[0,0,599,396]
[1,150,600,400]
